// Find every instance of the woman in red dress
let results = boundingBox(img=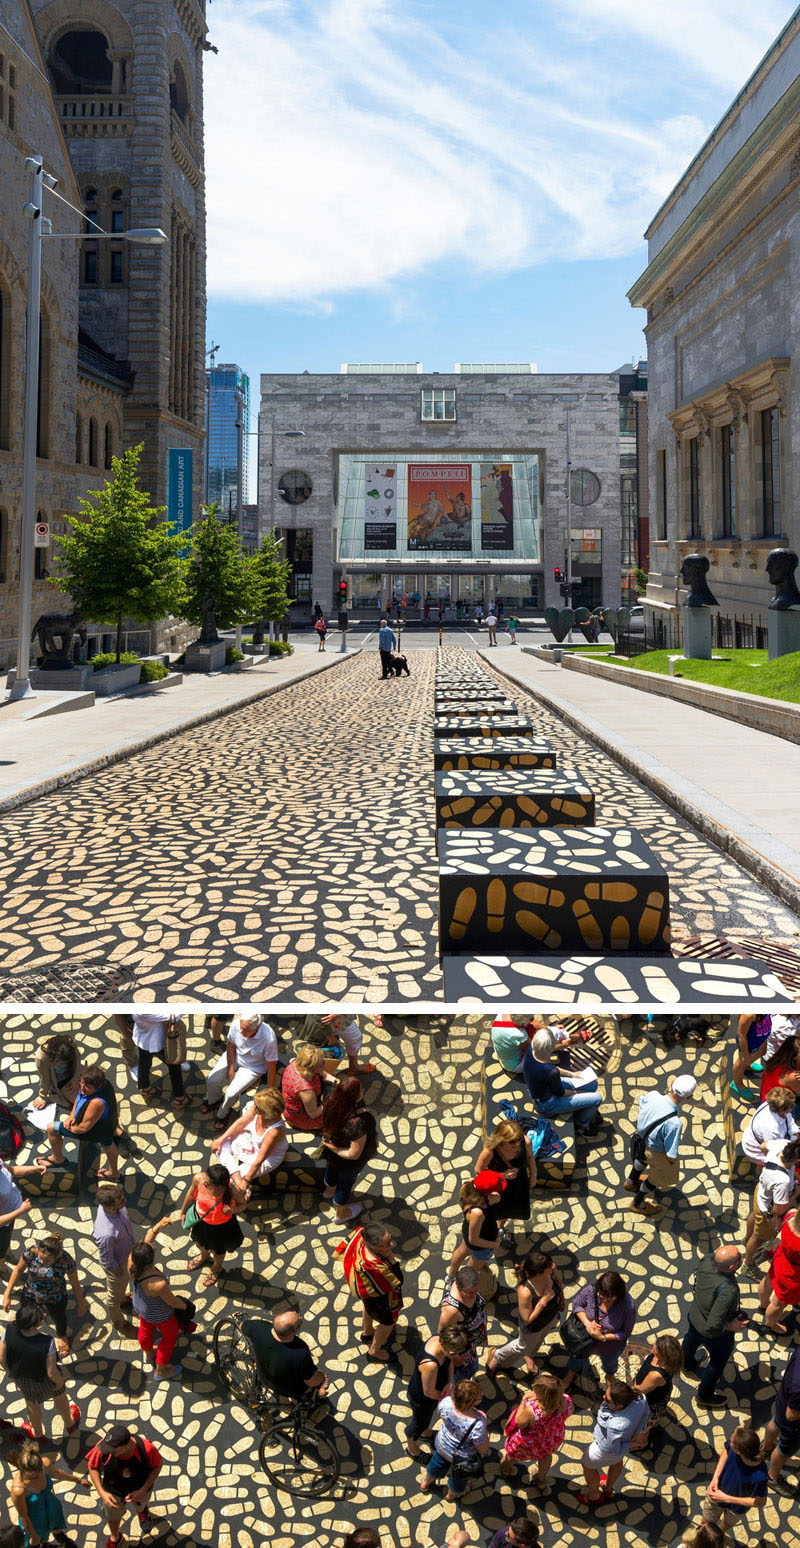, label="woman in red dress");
[760,1038,800,1103]
[760,1208,800,1334]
